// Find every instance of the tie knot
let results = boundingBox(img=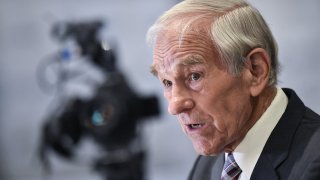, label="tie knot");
[221,153,242,180]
